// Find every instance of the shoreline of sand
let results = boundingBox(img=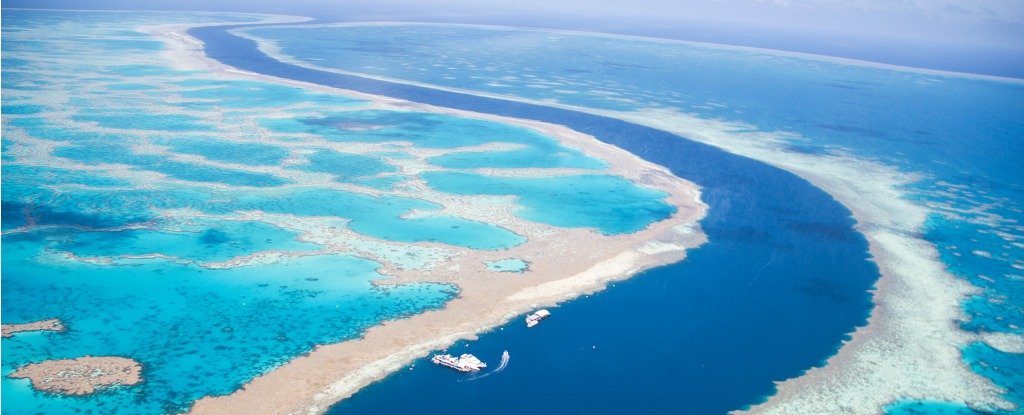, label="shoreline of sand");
[9,356,143,396]
[1,318,66,338]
